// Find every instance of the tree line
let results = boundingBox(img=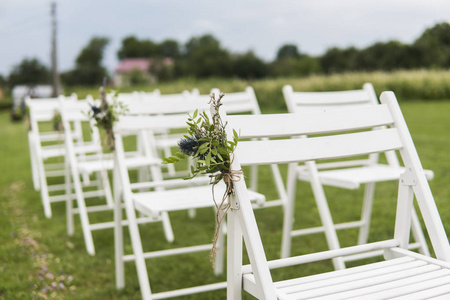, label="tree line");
[3,22,450,87]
